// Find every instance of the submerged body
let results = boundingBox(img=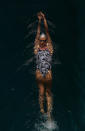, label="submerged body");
[34,12,53,118]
